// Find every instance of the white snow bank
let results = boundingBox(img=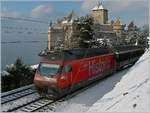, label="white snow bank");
[30,64,39,69]
[88,49,150,112]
